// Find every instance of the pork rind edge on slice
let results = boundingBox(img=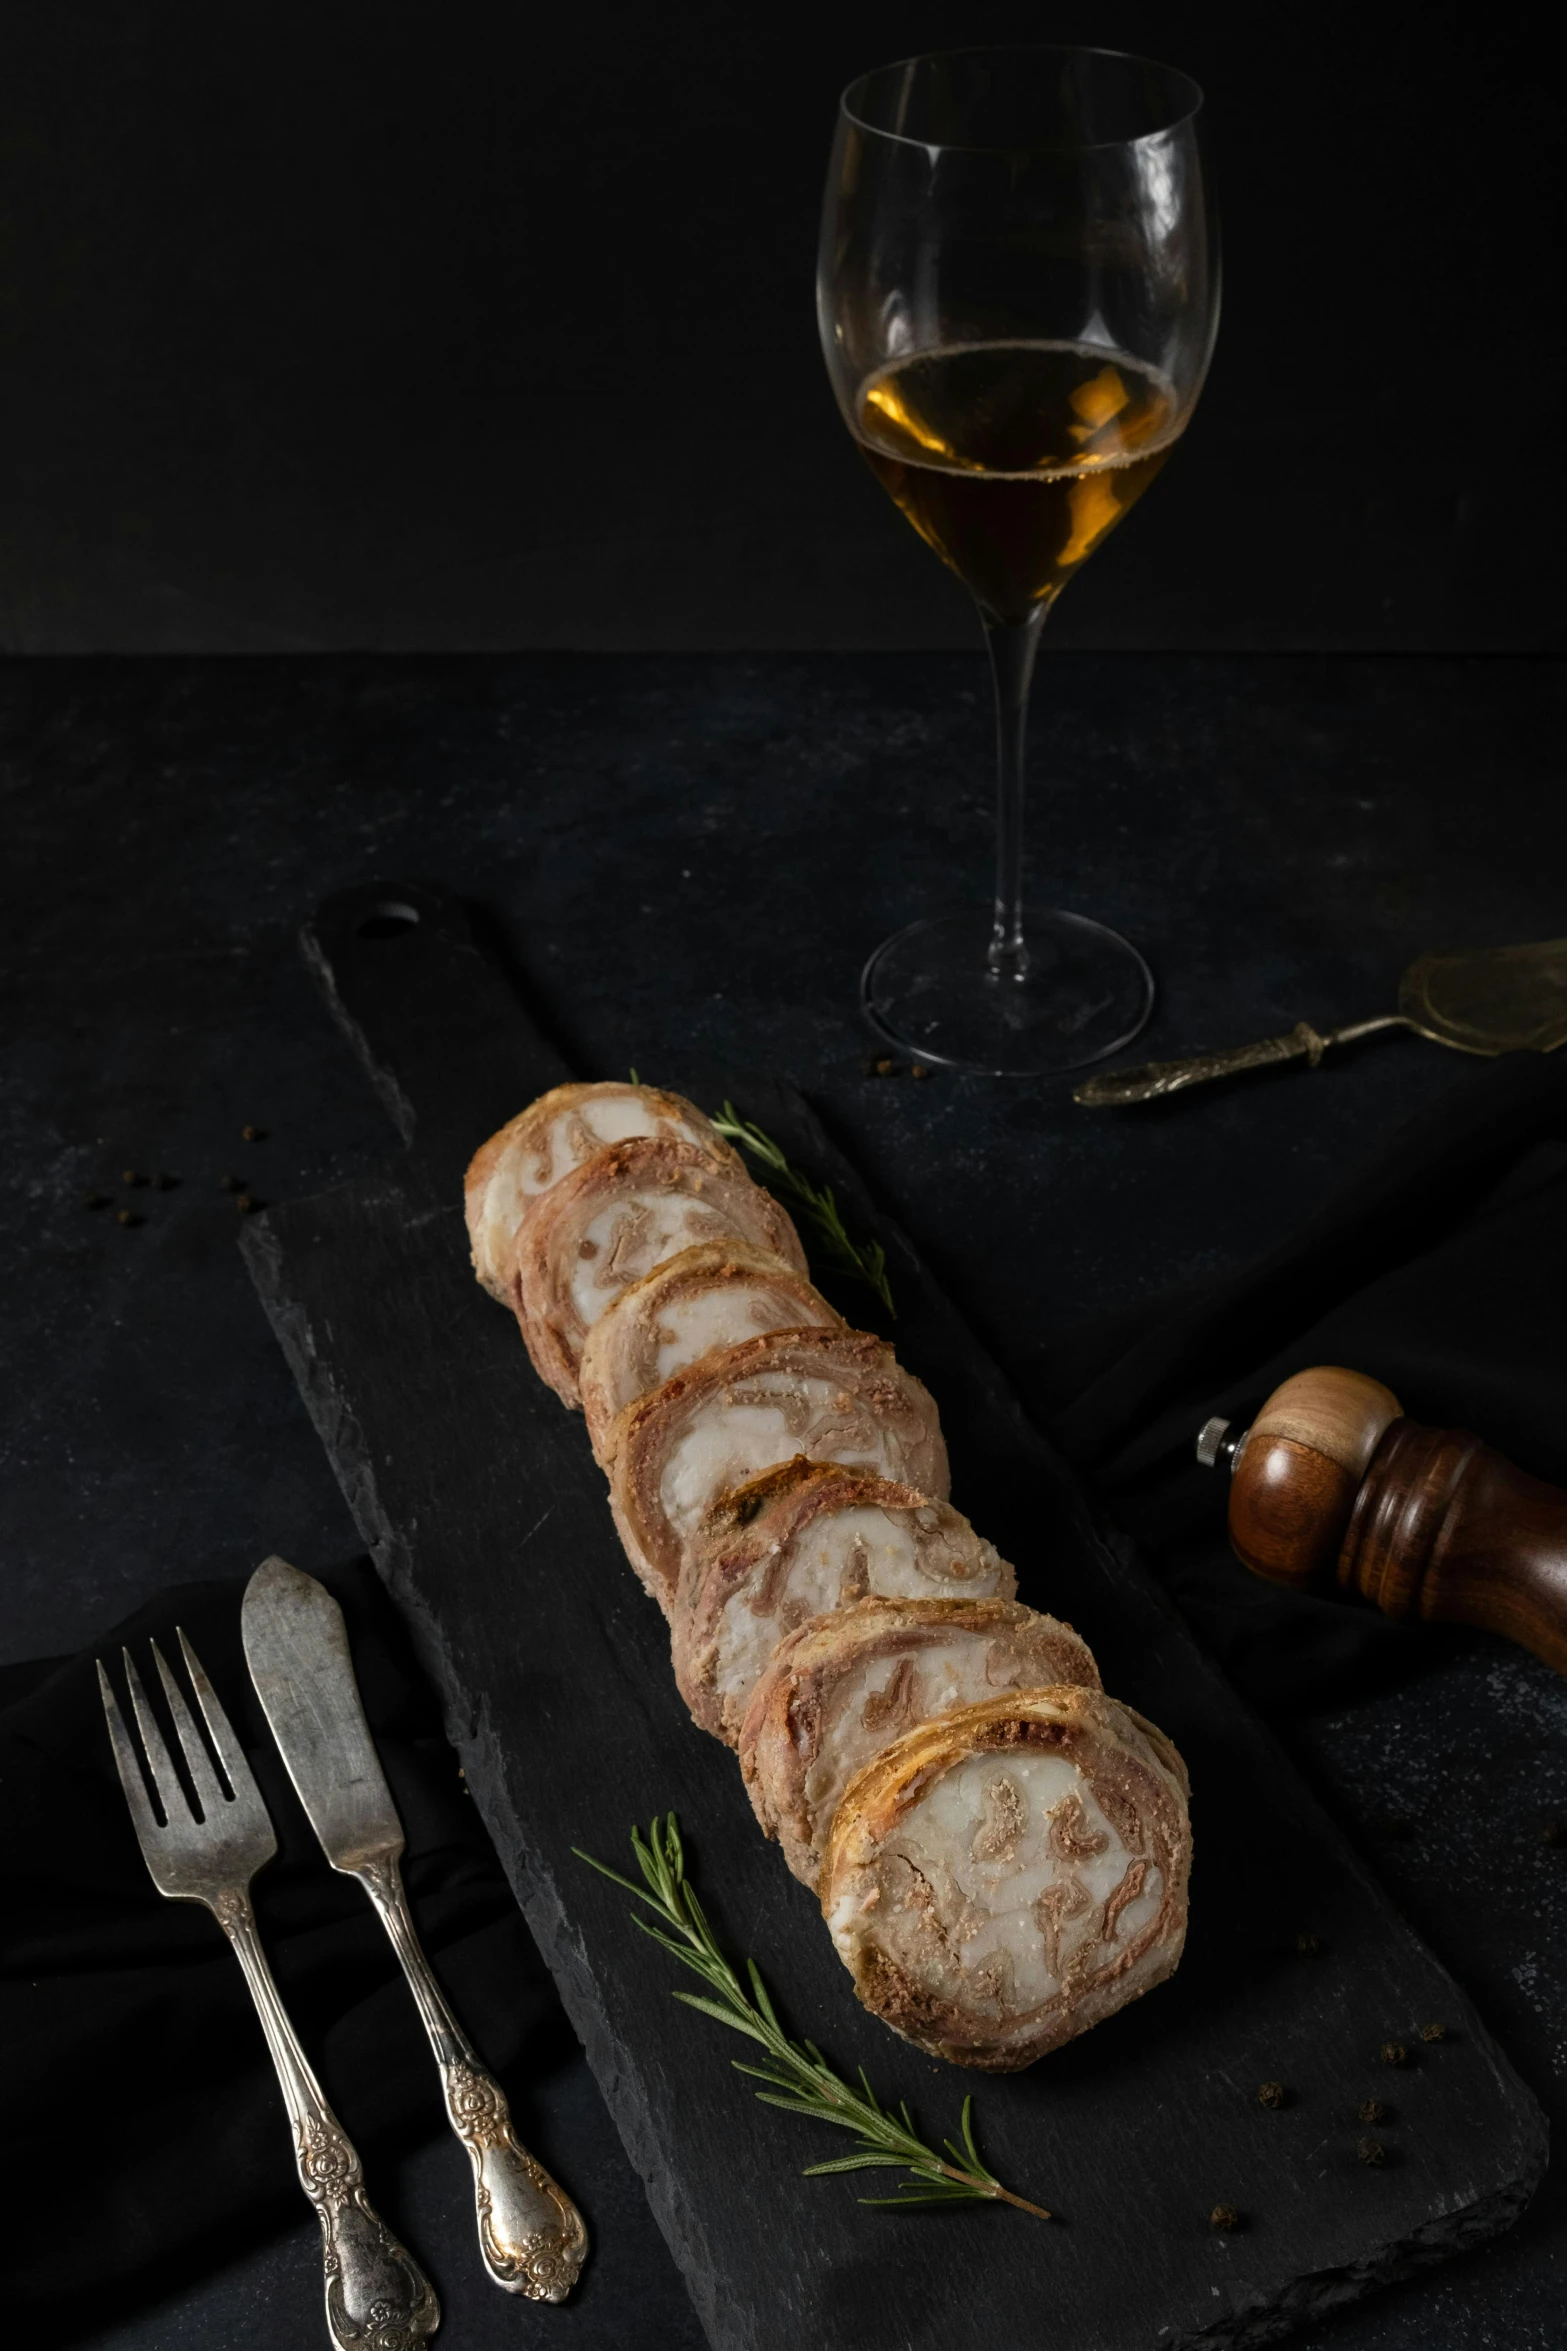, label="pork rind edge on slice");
[513,1137,808,1407]
[605,1327,949,1610]
[579,1241,841,1460]
[740,1596,1100,1889]
[464,1081,737,1300]
[822,1686,1190,2072]
[672,1460,1016,1744]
